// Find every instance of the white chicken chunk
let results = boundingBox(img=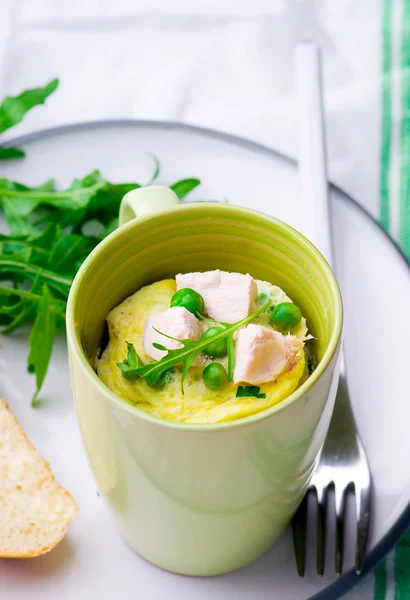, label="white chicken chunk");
[176,270,257,323]
[143,306,201,361]
[233,324,303,384]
